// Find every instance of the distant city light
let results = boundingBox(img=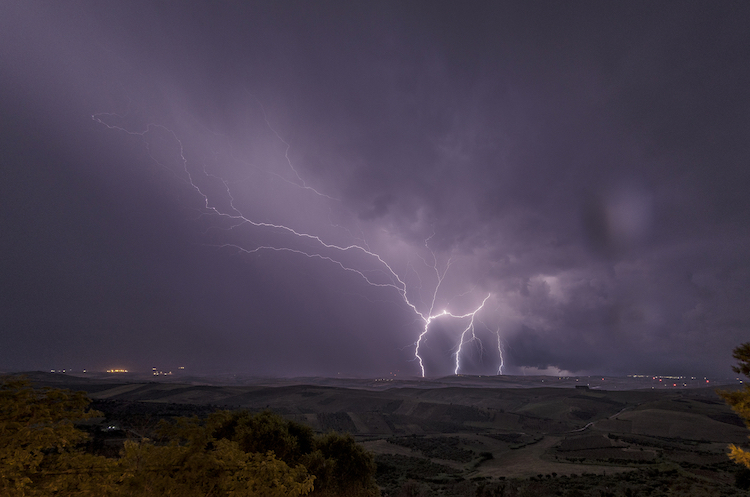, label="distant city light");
[106,369,128,373]
[153,366,172,376]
